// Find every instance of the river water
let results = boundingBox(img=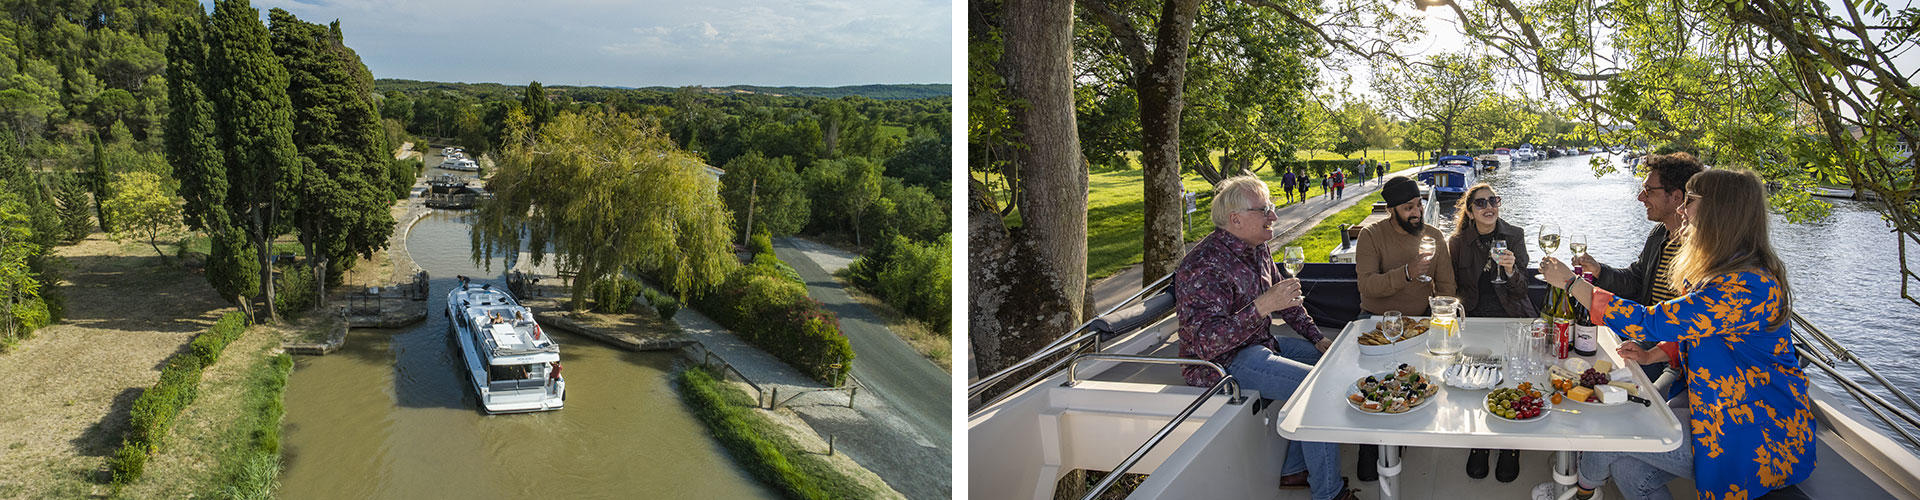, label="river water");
[277,209,774,499]
[1467,154,1920,451]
